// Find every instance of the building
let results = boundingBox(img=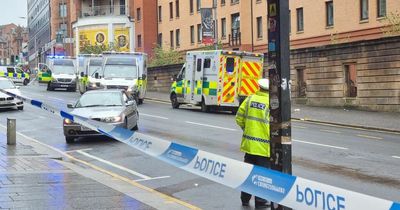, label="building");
[70,0,135,55]
[133,0,157,55]
[27,0,51,66]
[155,0,400,53]
[0,24,28,65]
[28,0,74,67]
